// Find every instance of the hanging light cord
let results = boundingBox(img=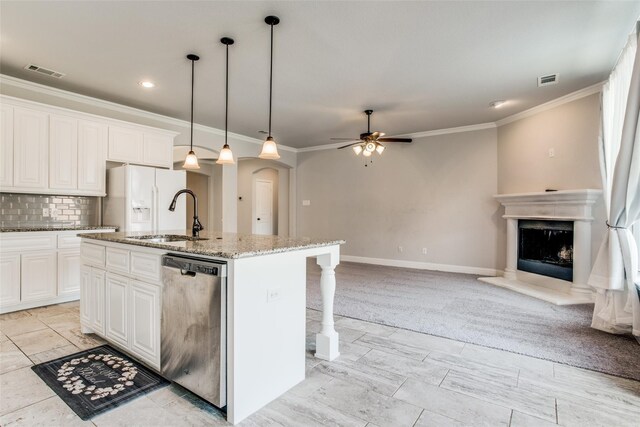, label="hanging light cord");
[268,21,274,138]
[225,43,229,146]
[190,58,195,151]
